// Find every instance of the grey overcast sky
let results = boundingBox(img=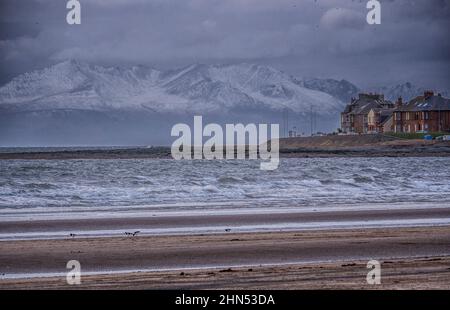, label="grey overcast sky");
[0,0,449,89]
